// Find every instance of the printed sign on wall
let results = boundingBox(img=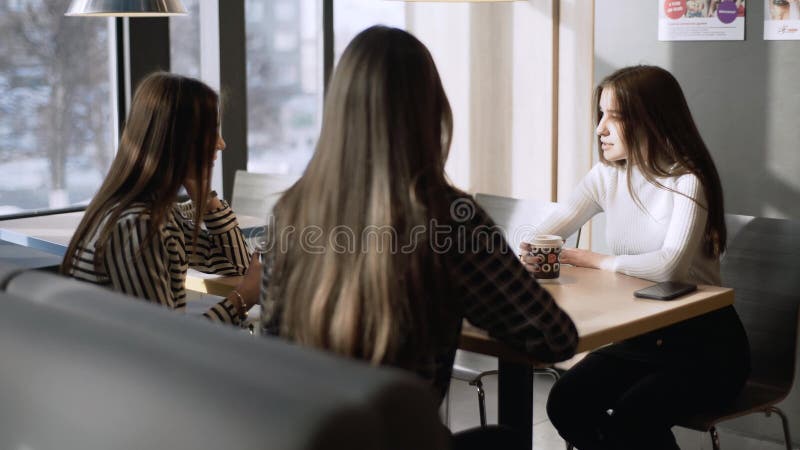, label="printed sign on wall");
[658,0,746,40]
[764,0,800,39]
